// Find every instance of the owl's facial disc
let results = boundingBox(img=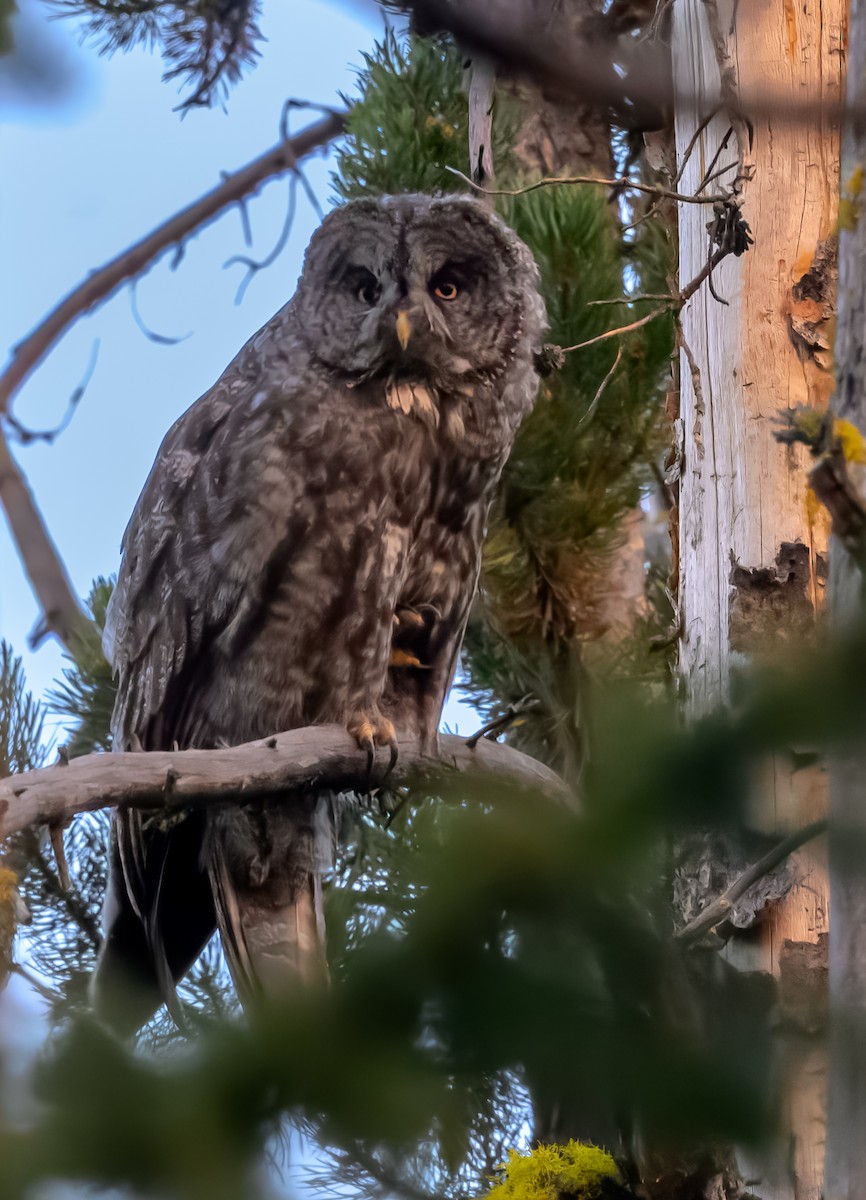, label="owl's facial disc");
[293,195,543,388]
